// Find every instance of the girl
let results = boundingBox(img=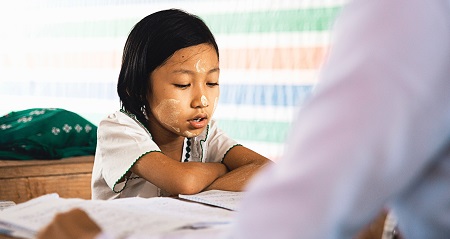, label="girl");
[91,9,271,199]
